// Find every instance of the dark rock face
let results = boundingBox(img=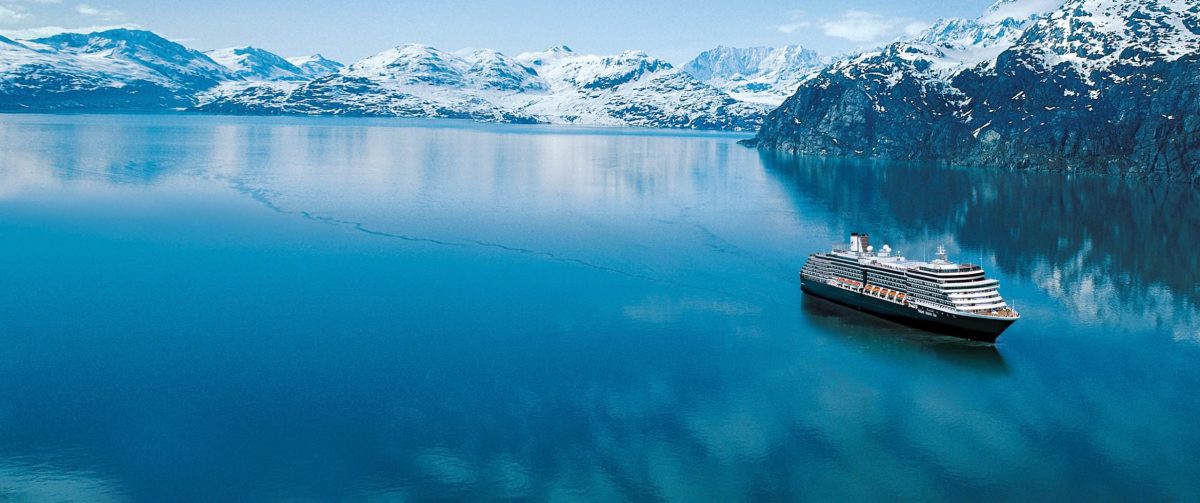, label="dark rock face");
[749,0,1200,185]
[952,52,1199,181]
[752,45,973,160]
